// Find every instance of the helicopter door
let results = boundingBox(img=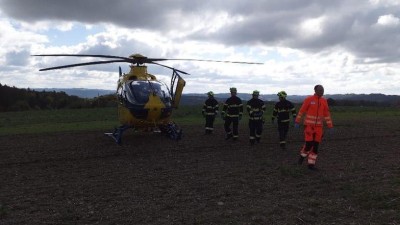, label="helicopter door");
[170,70,186,108]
